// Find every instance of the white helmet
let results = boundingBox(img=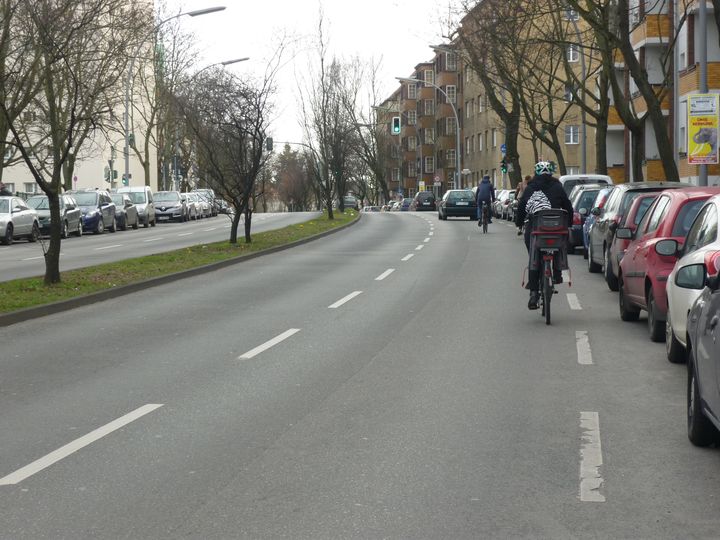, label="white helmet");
[535,161,556,175]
